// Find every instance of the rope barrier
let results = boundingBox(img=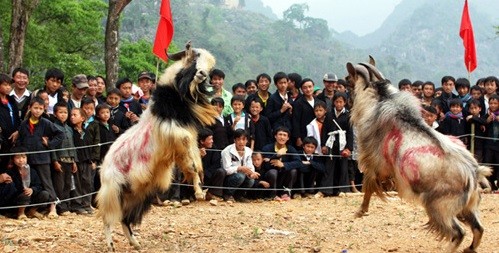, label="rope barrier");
[0,182,364,210]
